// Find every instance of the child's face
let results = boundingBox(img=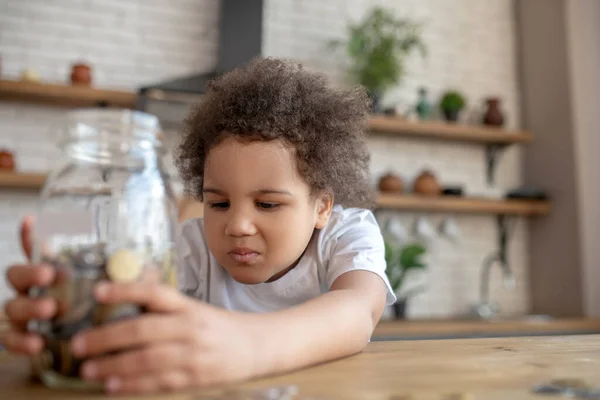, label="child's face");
[202,136,332,284]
